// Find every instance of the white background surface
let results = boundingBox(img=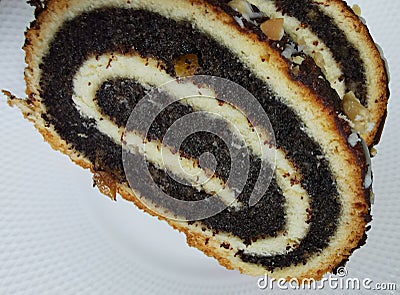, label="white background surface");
[0,0,399,294]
